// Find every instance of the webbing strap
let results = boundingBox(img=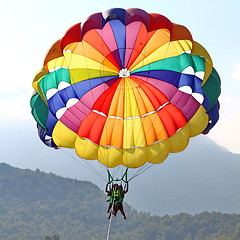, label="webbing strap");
[107,168,128,184]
